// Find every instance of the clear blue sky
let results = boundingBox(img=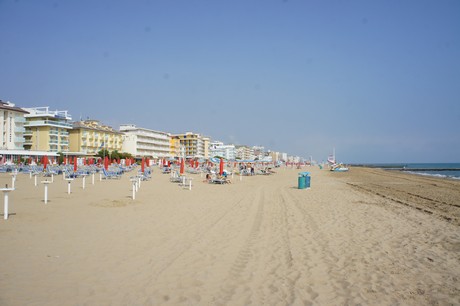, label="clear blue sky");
[1,0,459,163]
